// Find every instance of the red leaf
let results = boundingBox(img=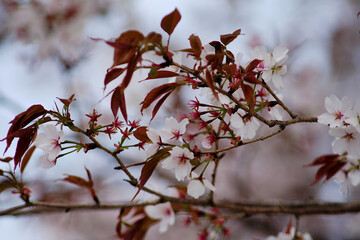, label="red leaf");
[146,70,179,80]
[113,30,144,66]
[4,105,45,153]
[161,8,181,35]
[121,54,140,90]
[104,68,126,87]
[20,145,36,173]
[220,29,241,46]
[206,69,219,100]
[242,84,255,114]
[189,34,202,58]
[243,72,262,84]
[140,83,180,113]
[144,32,162,45]
[133,126,150,142]
[111,87,127,122]
[0,157,13,163]
[63,175,92,188]
[245,59,262,73]
[132,147,172,201]
[151,91,173,121]
[304,154,340,167]
[57,94,76,108]
[13,127,37,169]
[223,64,237,75]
